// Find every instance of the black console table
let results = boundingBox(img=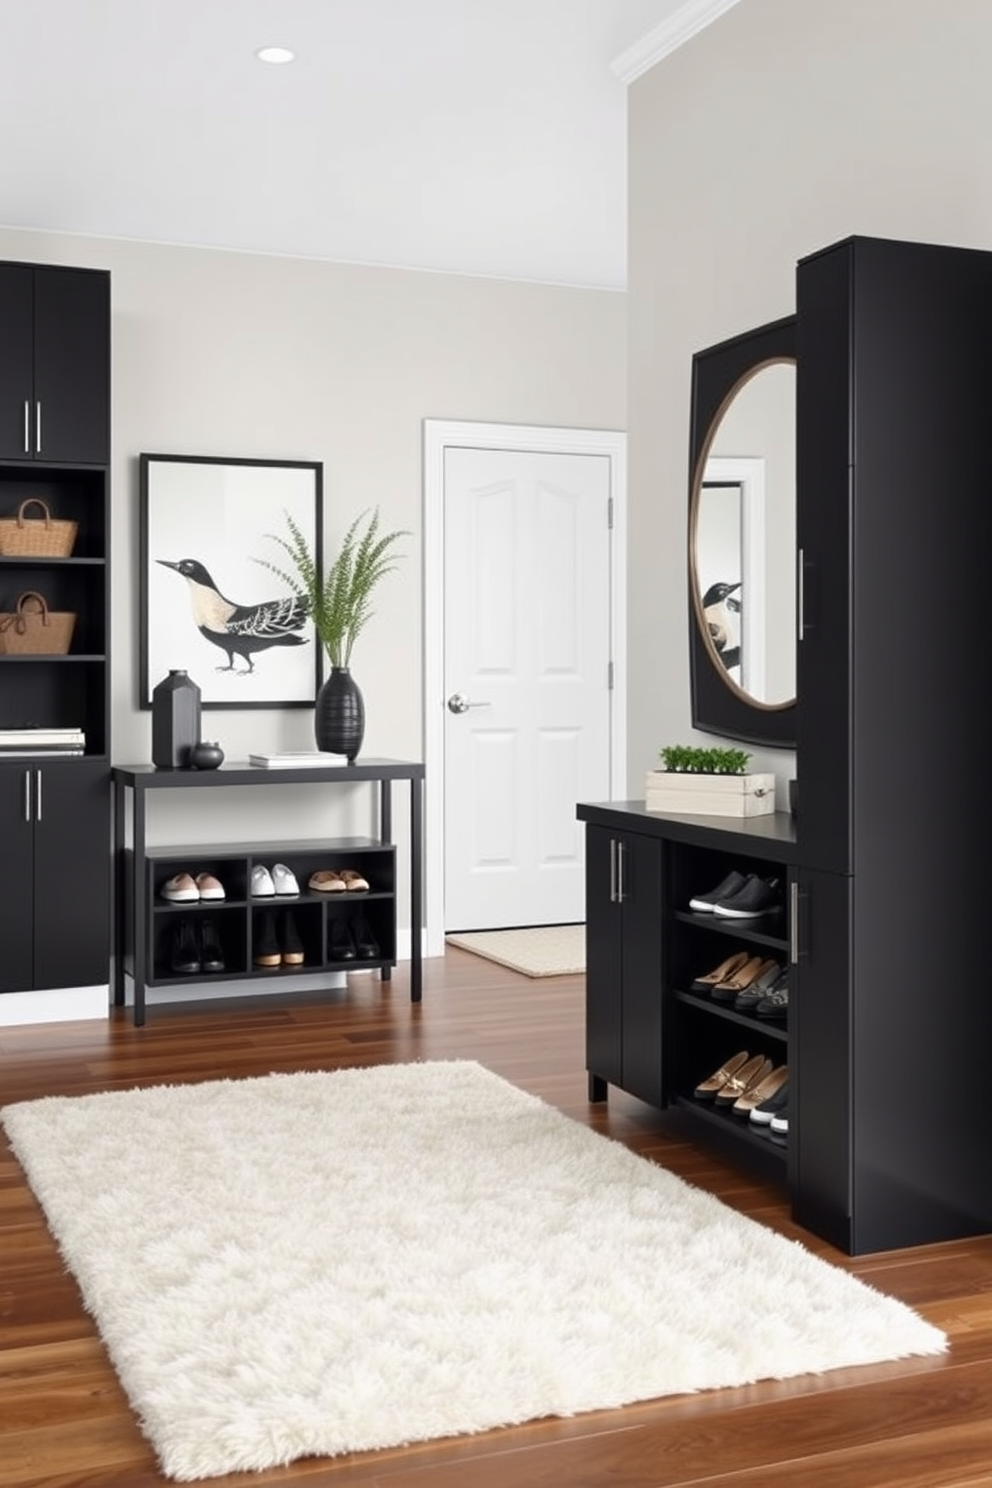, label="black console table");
[112,758,424,1026]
